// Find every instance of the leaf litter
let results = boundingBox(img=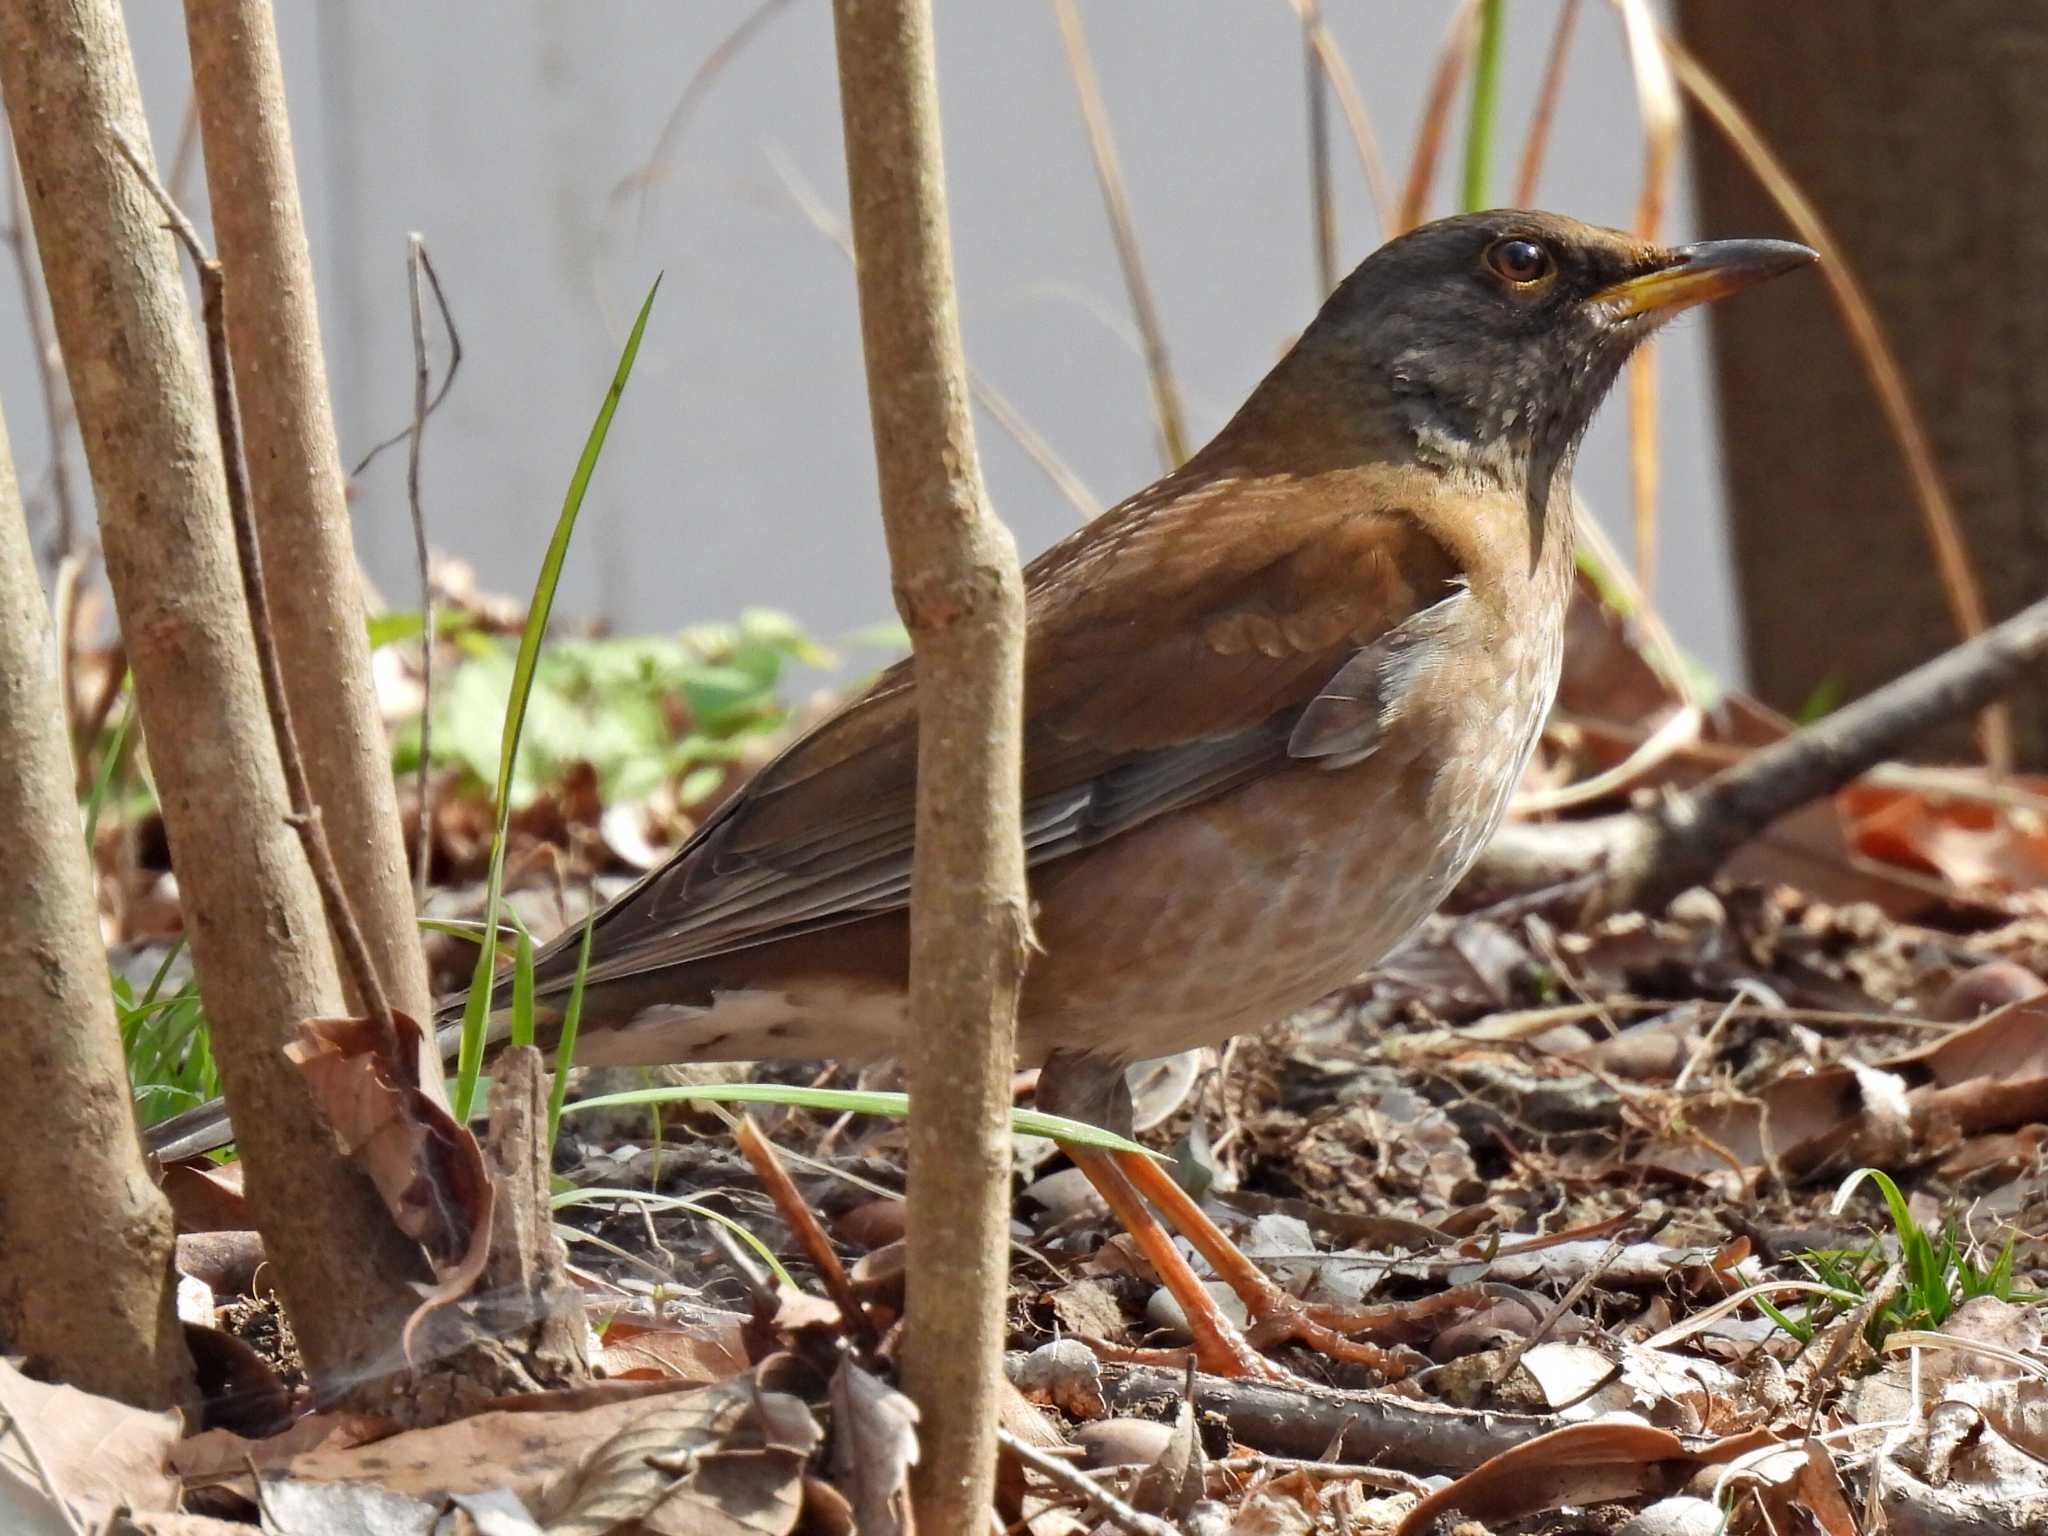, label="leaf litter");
[61,572,2046,1534]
